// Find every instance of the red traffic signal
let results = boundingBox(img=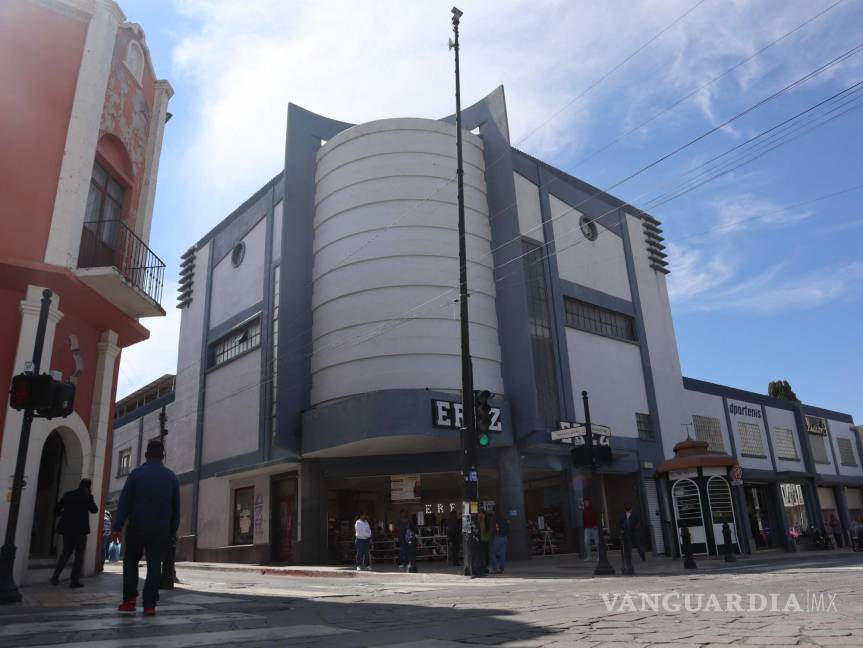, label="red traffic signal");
[8,373,75,419]
[9,374,52,411]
